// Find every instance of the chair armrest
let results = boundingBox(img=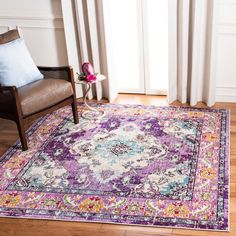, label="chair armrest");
[37,66,72,71]
[0,85,22,117]
[37,66,75,83]
[0,85,17,96]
